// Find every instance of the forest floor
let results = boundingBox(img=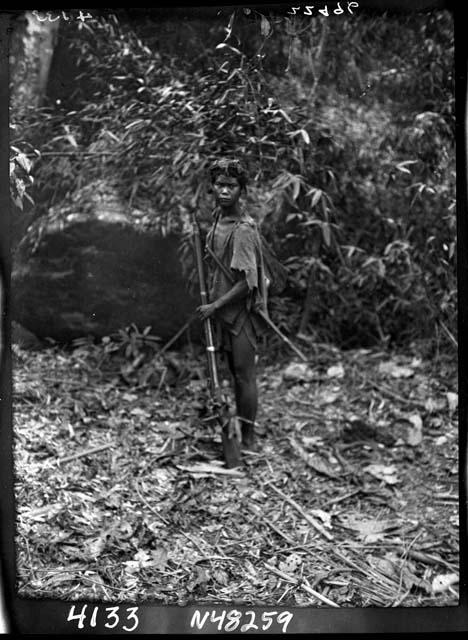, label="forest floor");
[13,333,460,607]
